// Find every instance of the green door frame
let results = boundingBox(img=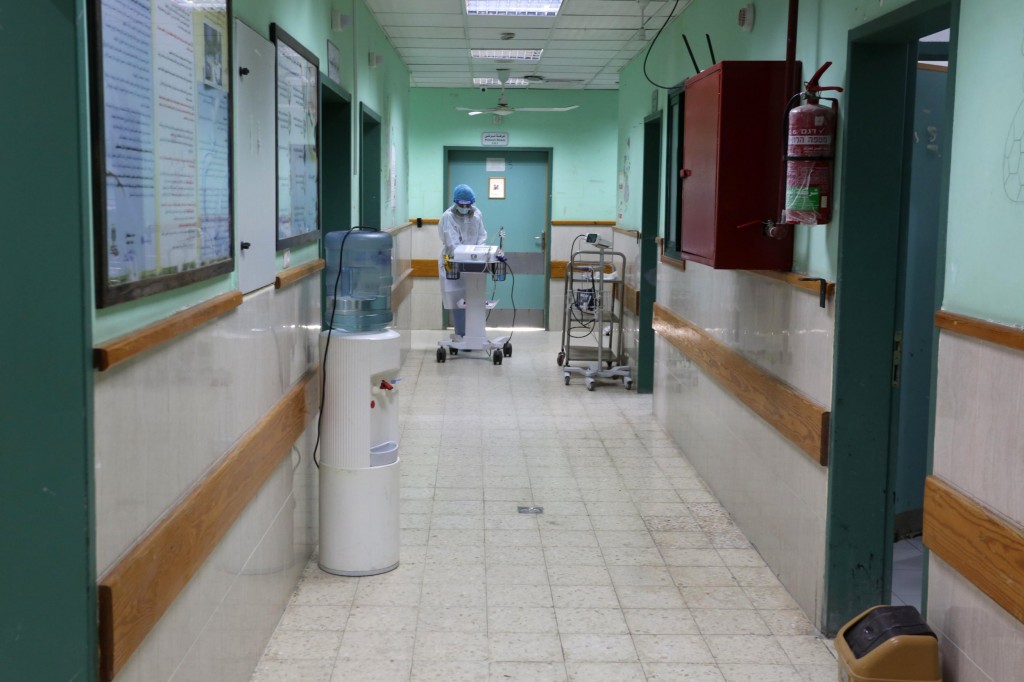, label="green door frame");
[638,112,663,393]
[825,0,958,635]
[359,103,382,228]
[321,78,352,237]
[320,79,352,327]
[442,146,554,329]
[0,1,97,677]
